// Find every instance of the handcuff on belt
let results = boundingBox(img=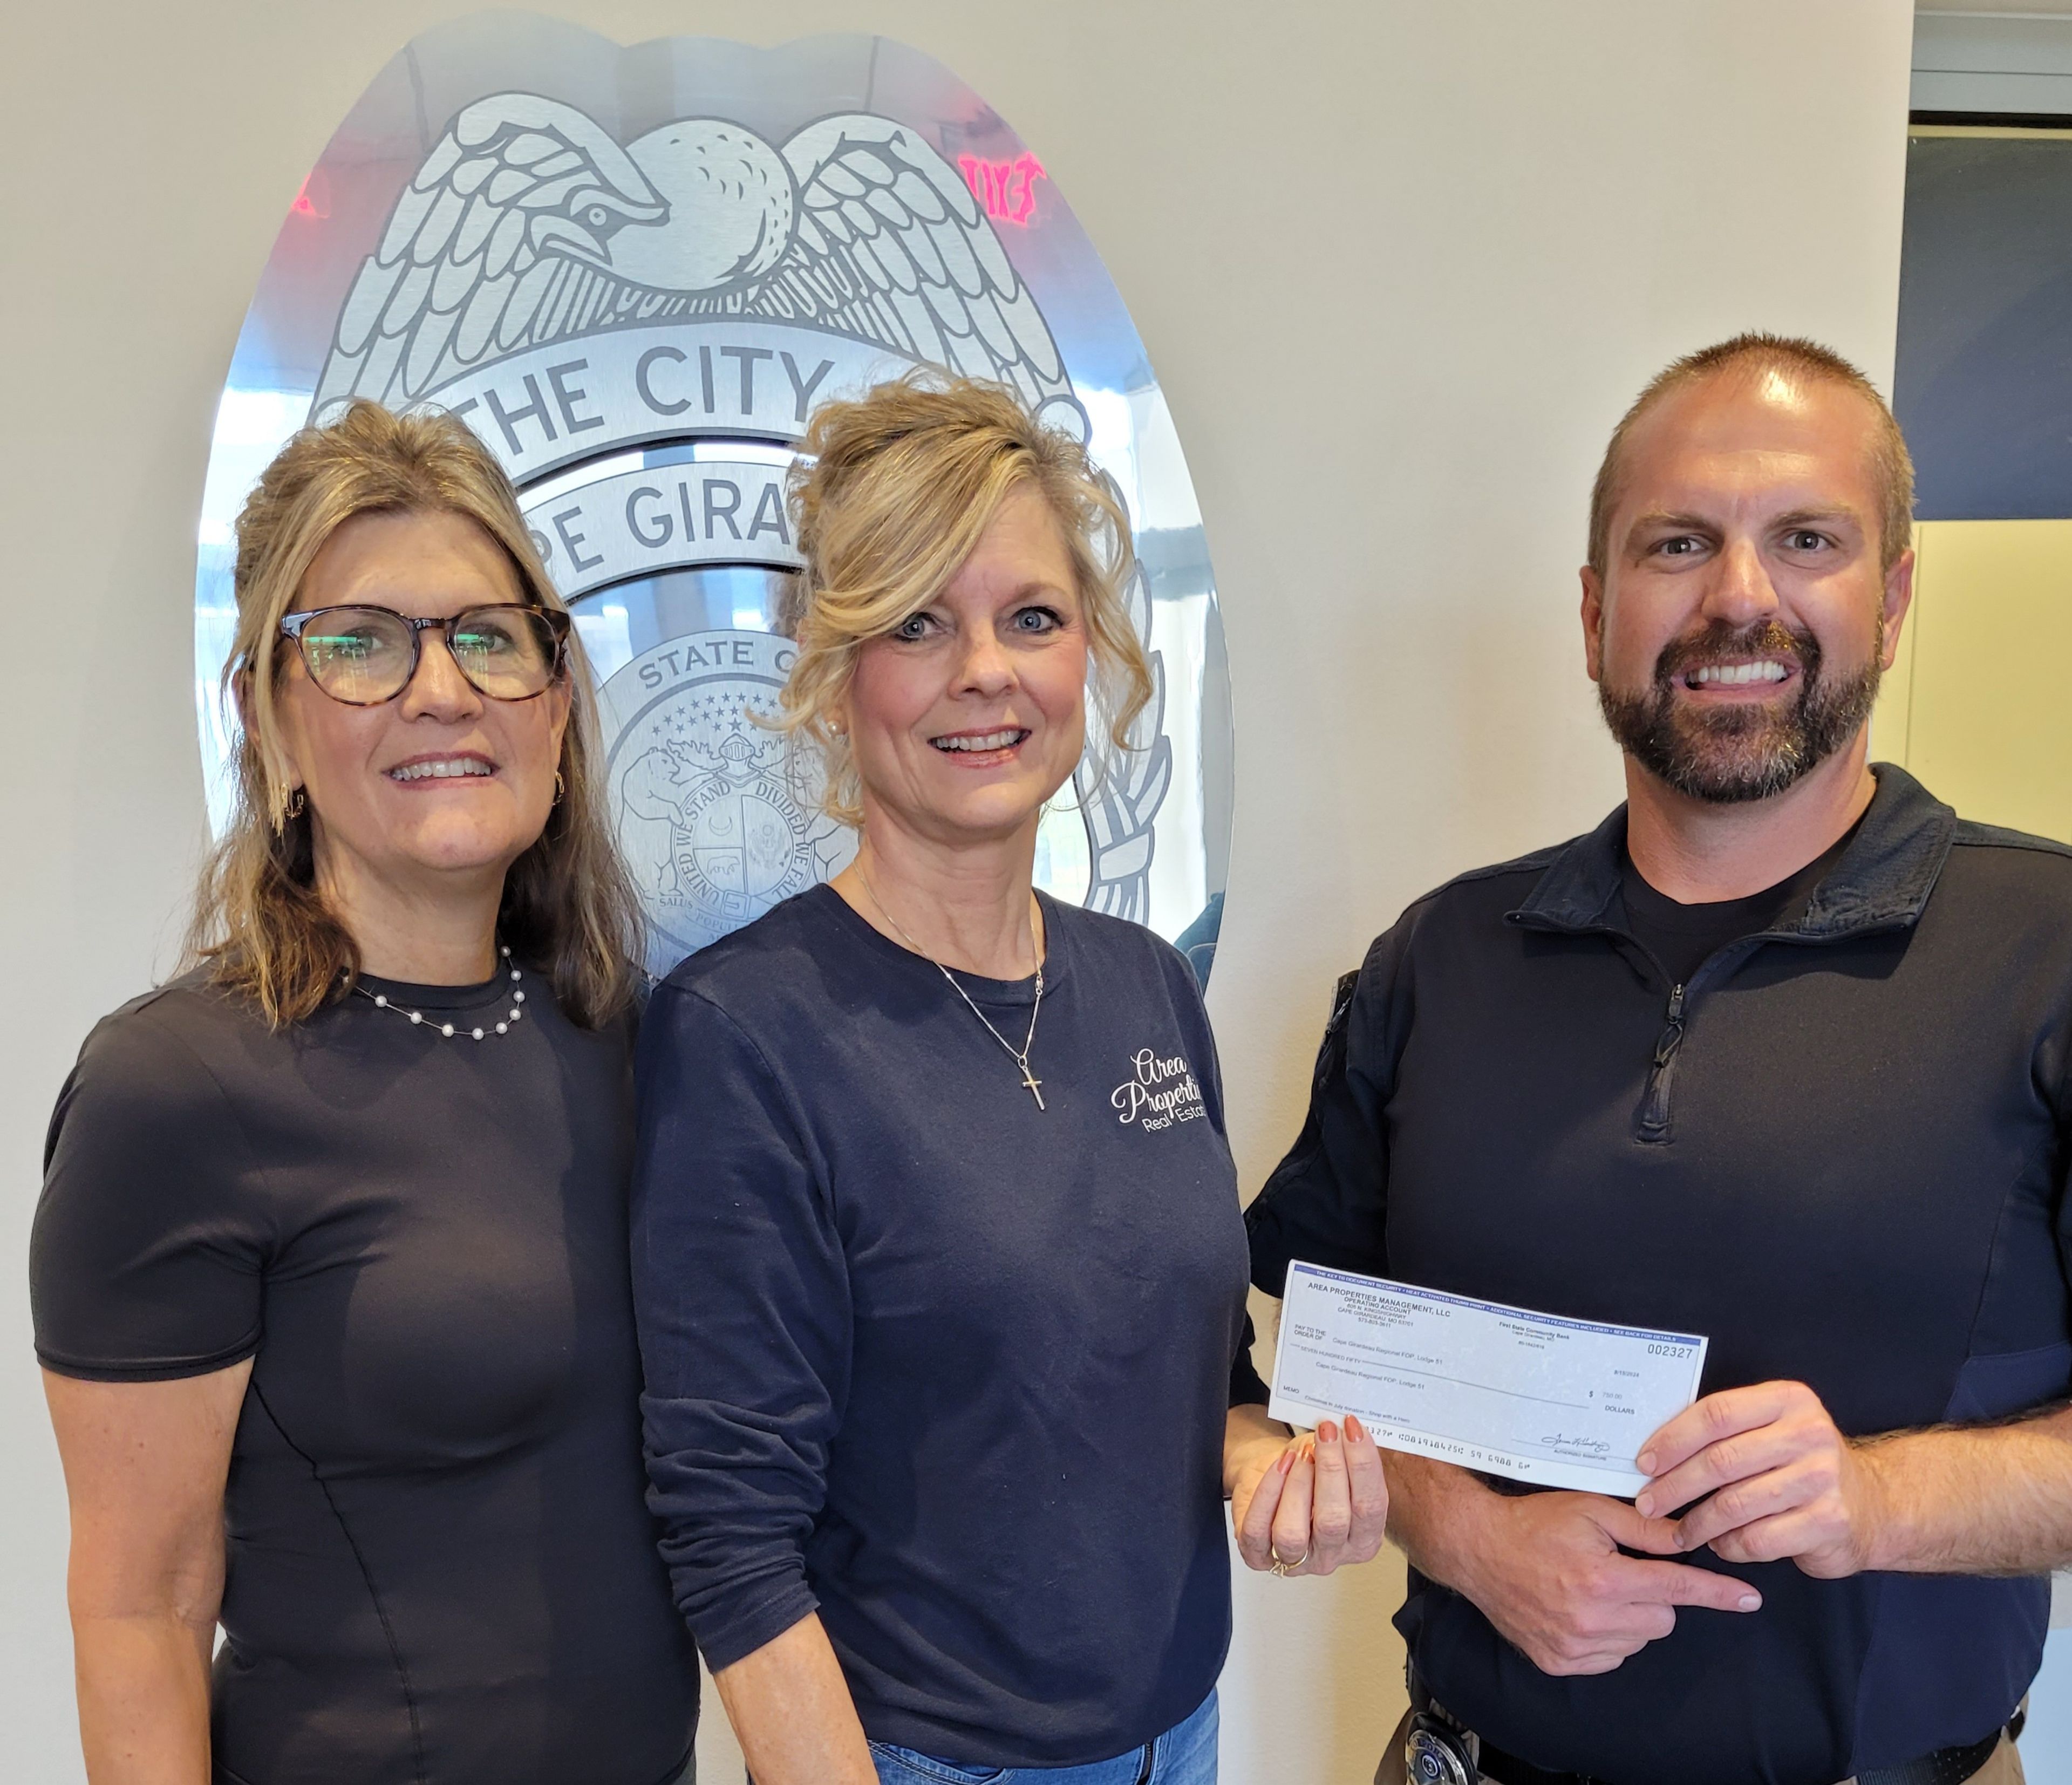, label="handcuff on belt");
[1401,1670,2018,1785]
